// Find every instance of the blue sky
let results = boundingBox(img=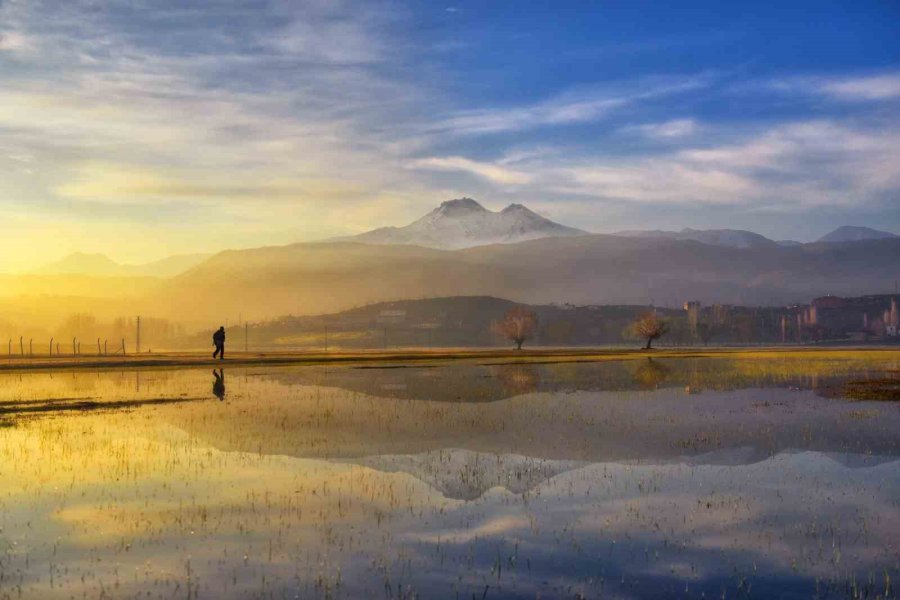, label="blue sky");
[0,0,898,268]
